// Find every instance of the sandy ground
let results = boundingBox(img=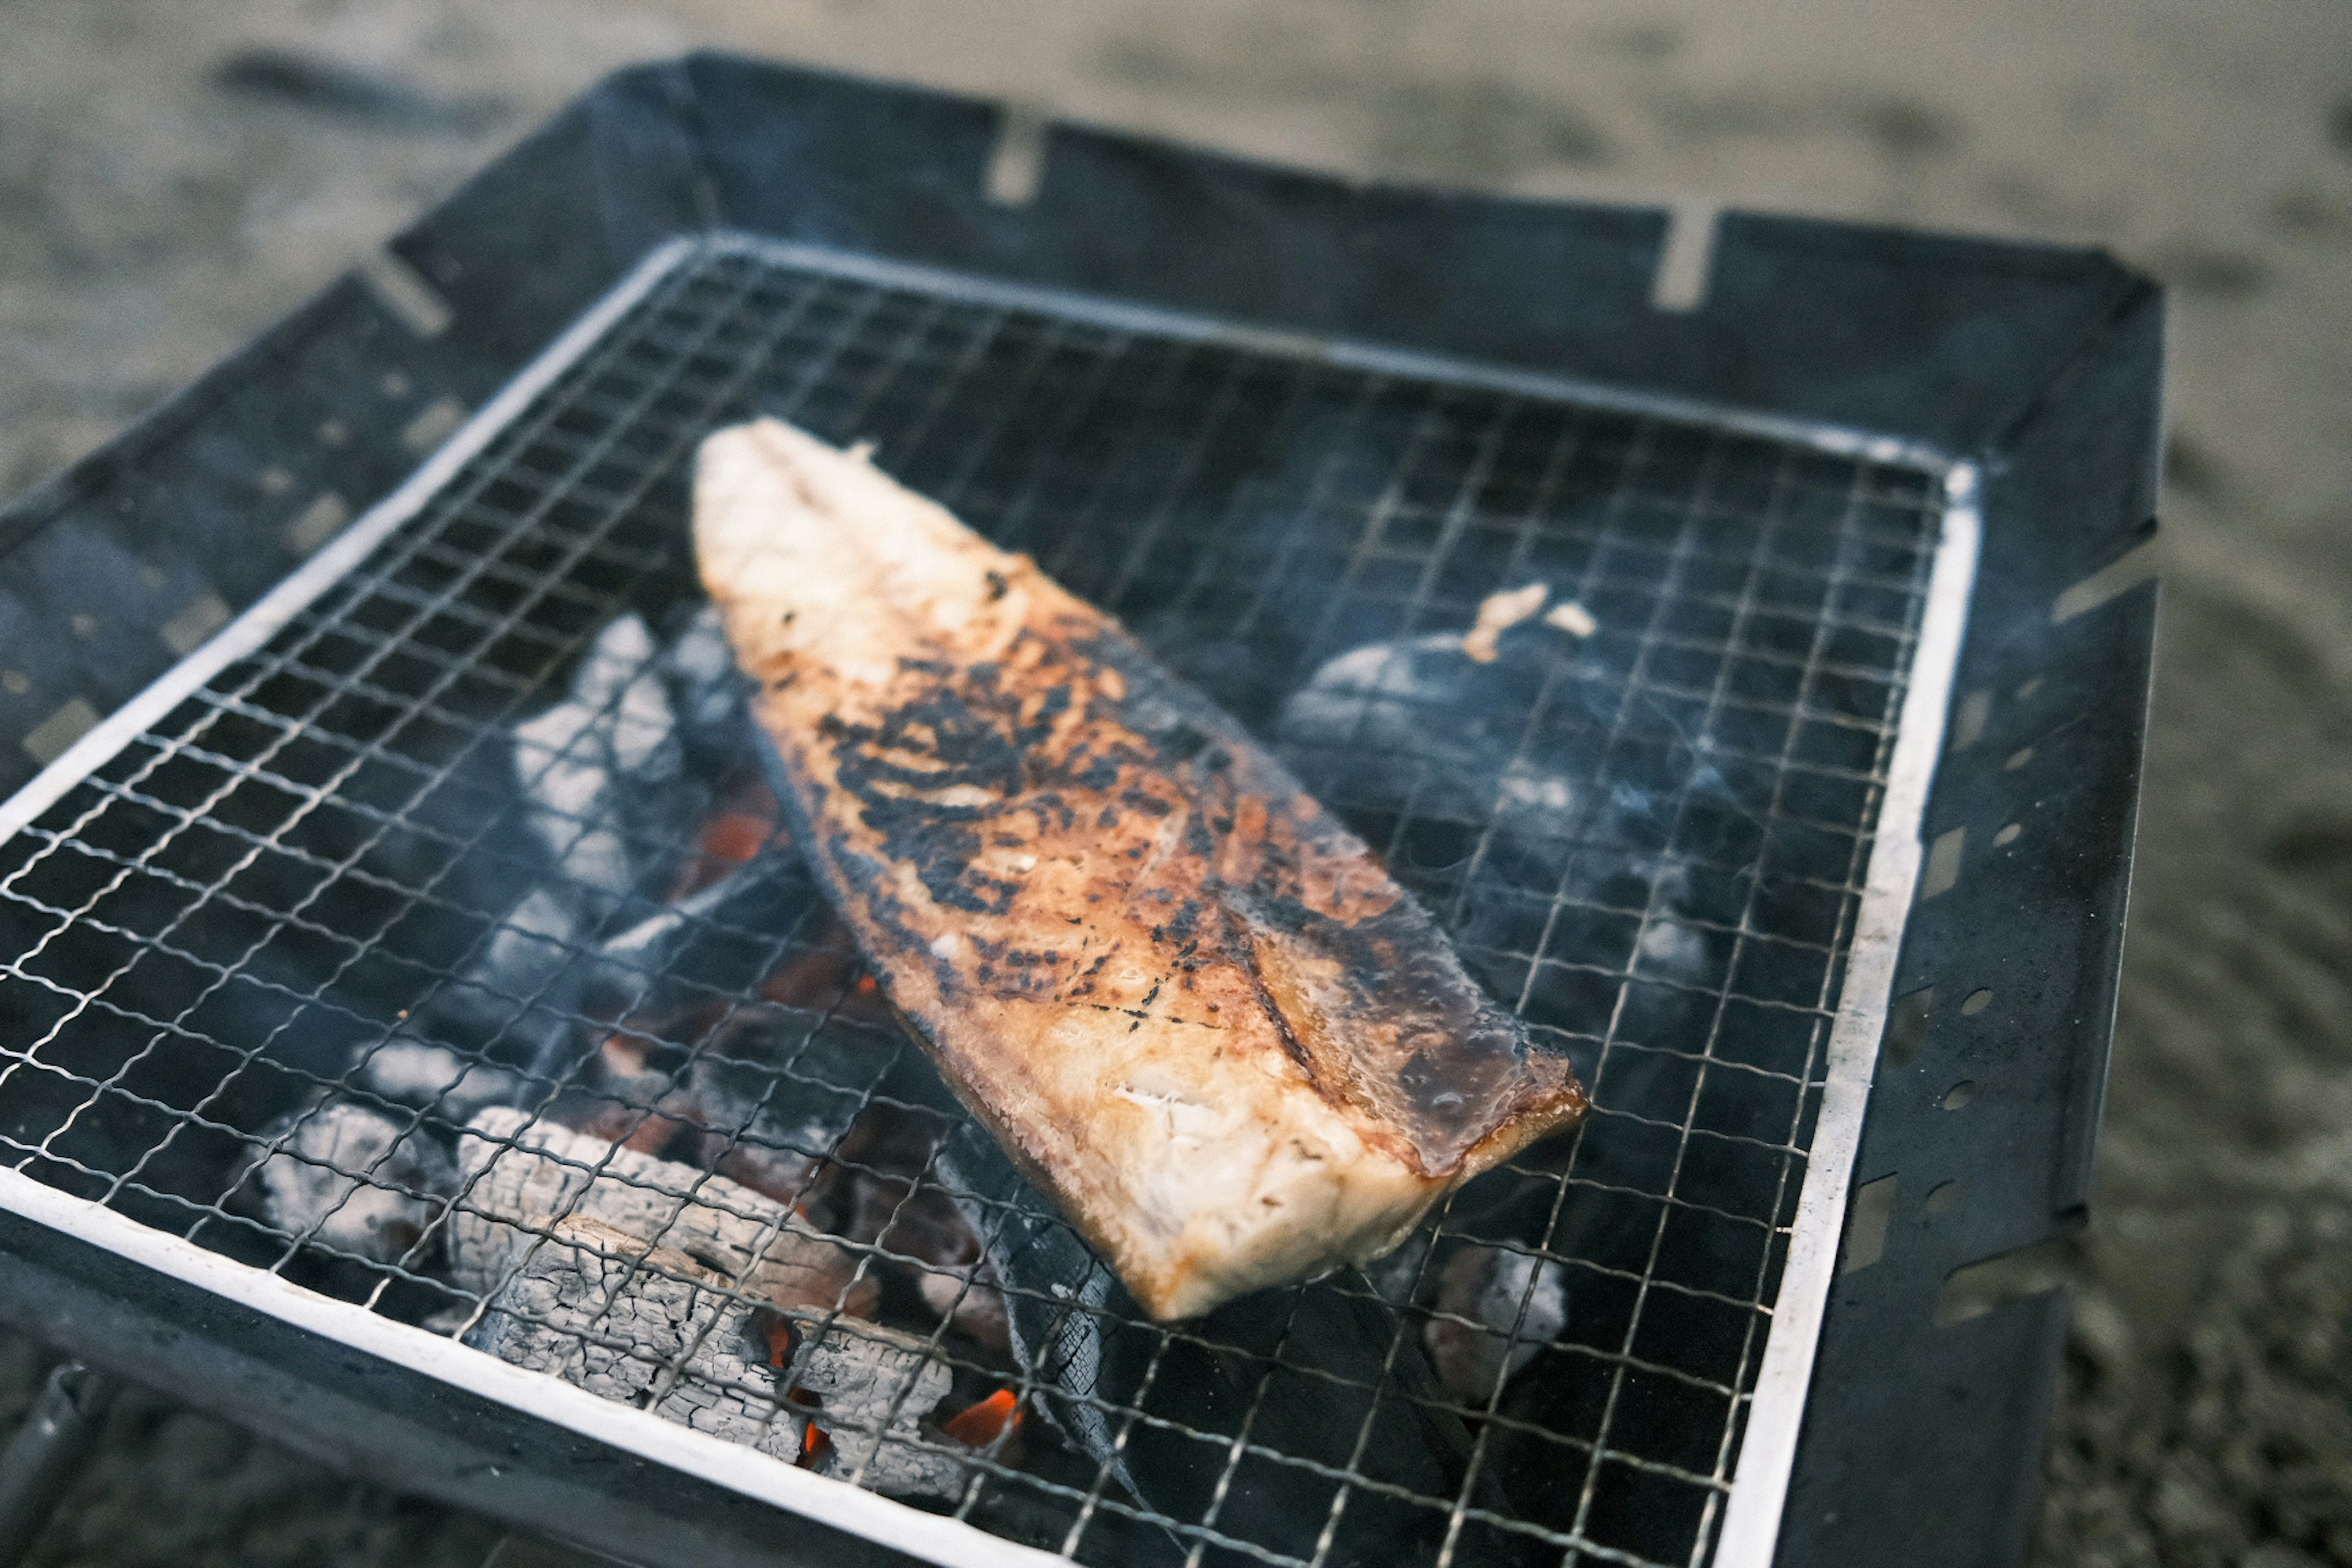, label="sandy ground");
[0,2,2347,1564]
